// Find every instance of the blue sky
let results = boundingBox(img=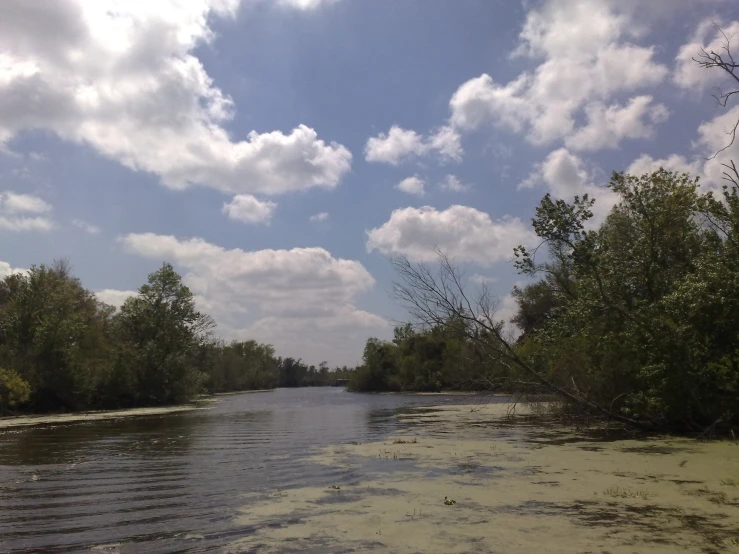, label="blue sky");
[1,0,738,365]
